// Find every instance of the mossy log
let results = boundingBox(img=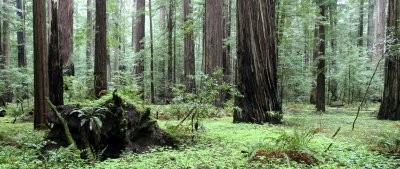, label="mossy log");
[45,93,177,159]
